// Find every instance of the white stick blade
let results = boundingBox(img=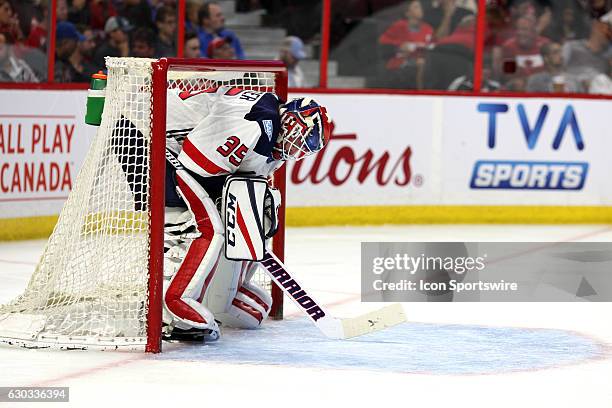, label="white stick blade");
[341,303,407,339]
